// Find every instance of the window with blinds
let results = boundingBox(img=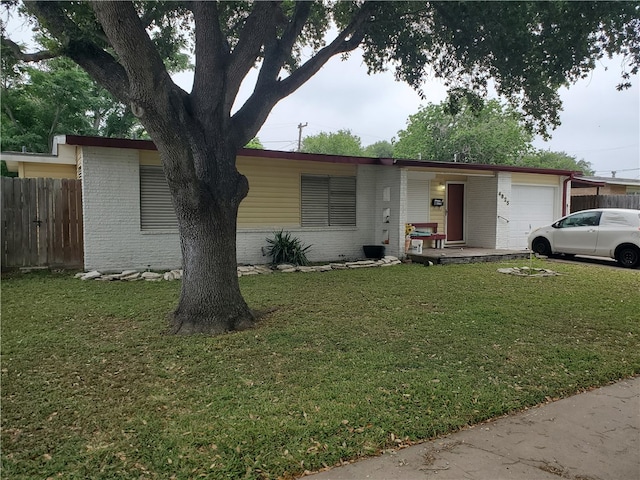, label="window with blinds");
[301,175,356,227]
[139,165,178,230]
